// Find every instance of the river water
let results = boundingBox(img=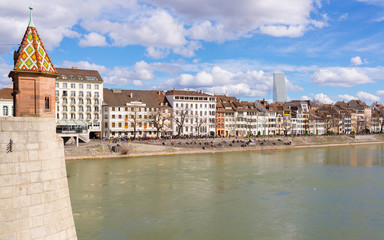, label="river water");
[67,144,384,240]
